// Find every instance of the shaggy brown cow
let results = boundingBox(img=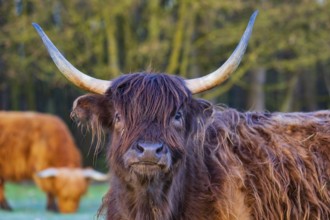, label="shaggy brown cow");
[0,111,108,213]
[34,11,330,220]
